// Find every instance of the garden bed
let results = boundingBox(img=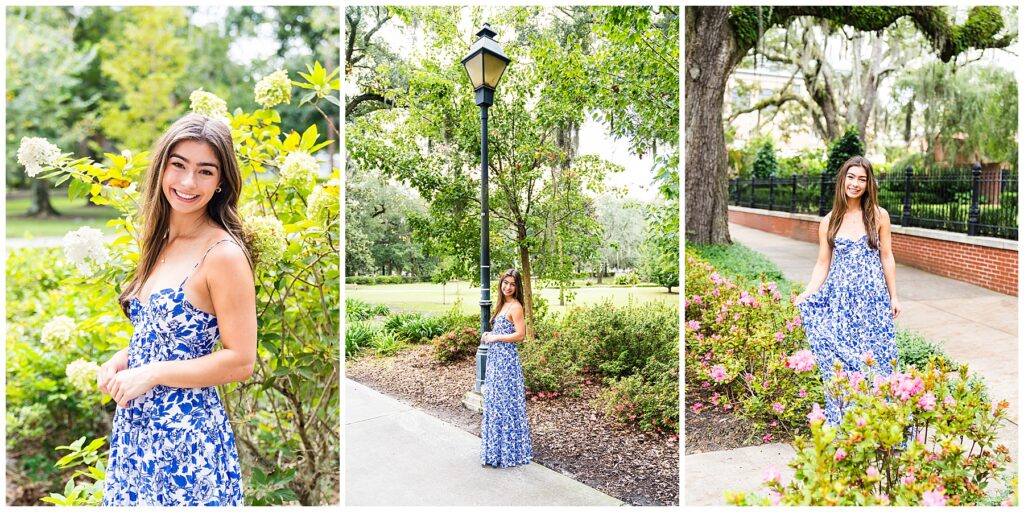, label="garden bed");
[347,344,679,506]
